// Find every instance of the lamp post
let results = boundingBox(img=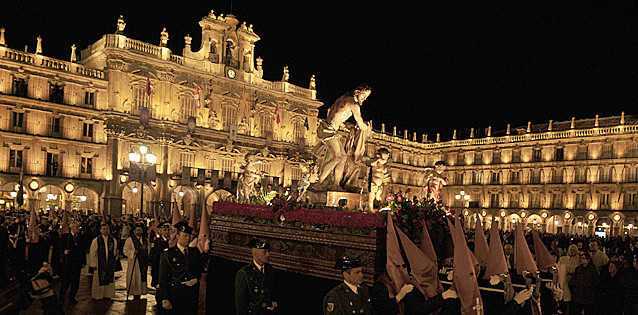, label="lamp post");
[129,145,156,216]
[455,190,471,227]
